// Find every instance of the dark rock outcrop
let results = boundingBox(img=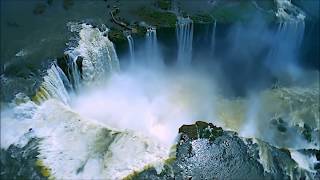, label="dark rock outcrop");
[0,138,48,180]
[129,121,316,180]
